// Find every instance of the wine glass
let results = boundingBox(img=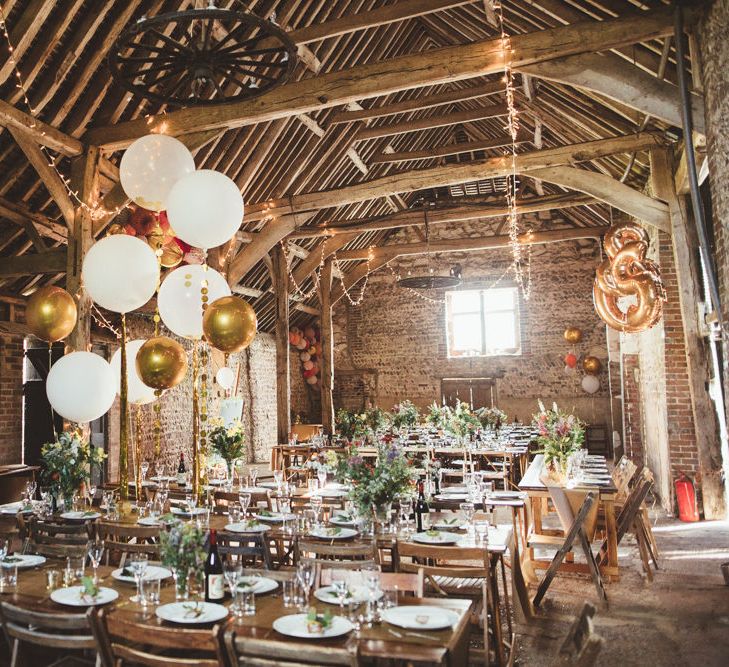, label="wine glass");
[296,560,316,609]
[141,461,150,483]
[309,495,323,528]
[330,571,350,615]
[273,469,284,491]
[128,553,148,603]
[25,480,37,501]
[316,467,327,490]
[238,492,251,518]
[0,538,8,563]
[459,502,475,537]
[155,461,167,480]
[185,494,197,516]
[223,559,243,617]
[248,468,258,488]
[87,540,104,584]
